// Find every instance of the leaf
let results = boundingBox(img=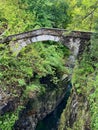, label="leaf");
[18,79,26,86]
